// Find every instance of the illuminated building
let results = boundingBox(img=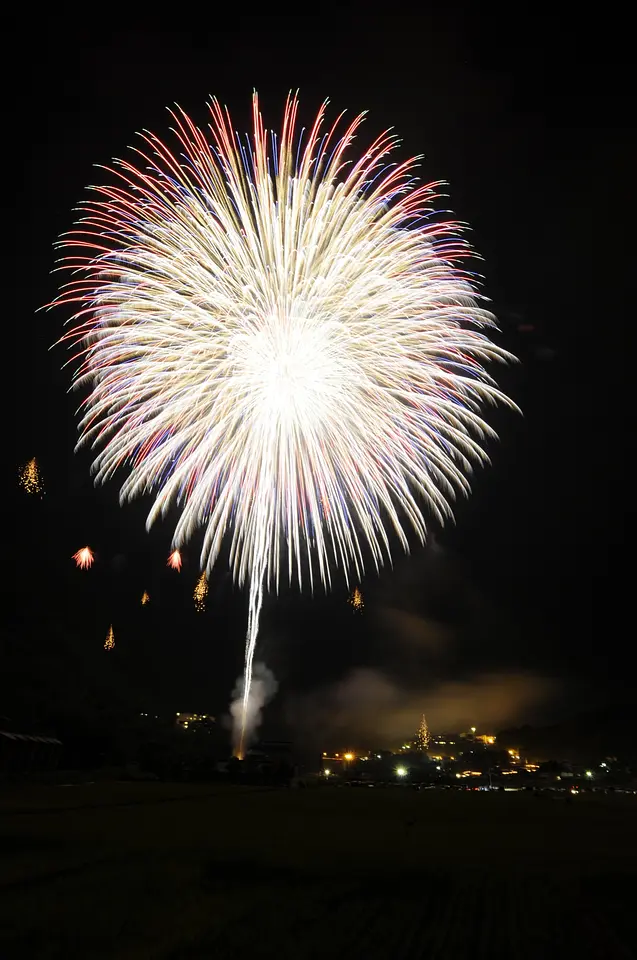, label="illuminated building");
[176,712,215,730]
[476,734,496,745]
